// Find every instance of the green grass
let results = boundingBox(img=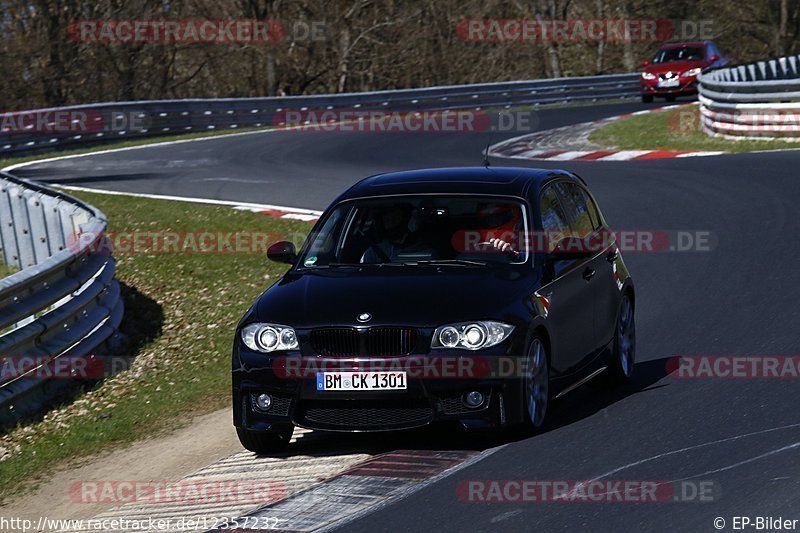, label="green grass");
[0,262,17,278]
[0,192,312,502]
[589,105,800,153]
[0,126,272,169]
